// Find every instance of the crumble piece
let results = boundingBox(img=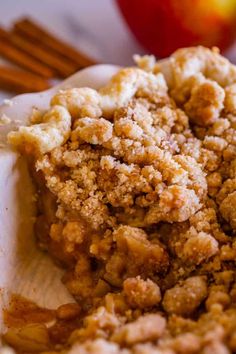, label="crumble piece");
[123,277,161,309]
[162,276,207,316]
[8,106,71,154]
[219,191,236,229]
[0,114,11,125]
[68,339,126,354]
[185,79,225,126]
[51,87,102,119]
[111,314,166,345]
